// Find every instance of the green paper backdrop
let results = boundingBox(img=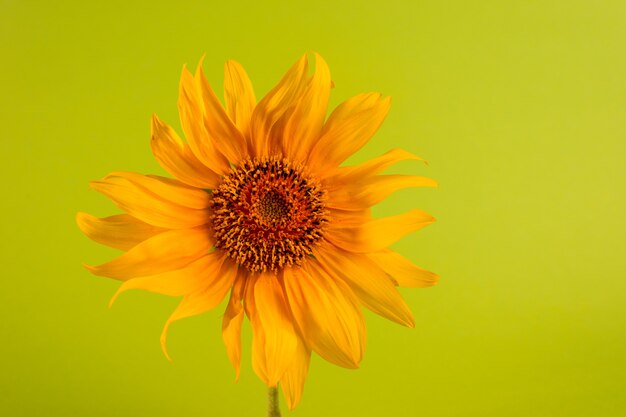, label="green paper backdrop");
[2,1,625,416]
